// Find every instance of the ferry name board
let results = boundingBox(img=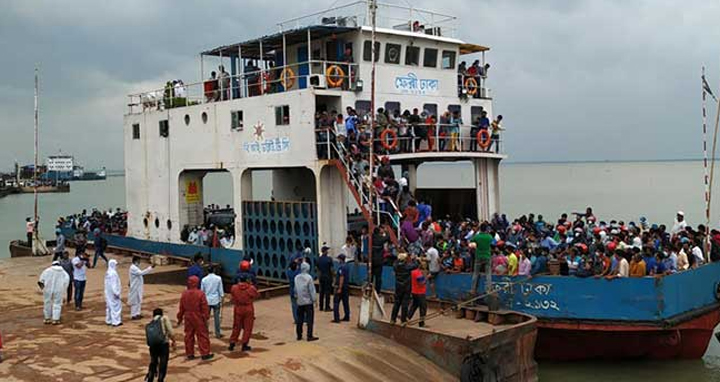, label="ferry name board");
[243,137,290,154]
[394,73,439,95]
